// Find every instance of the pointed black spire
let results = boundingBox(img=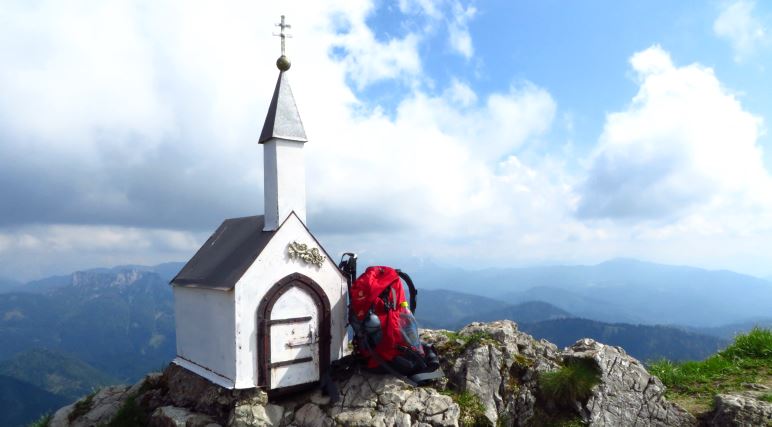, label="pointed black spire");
[260,16,306,144]
[259,71,307,144]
